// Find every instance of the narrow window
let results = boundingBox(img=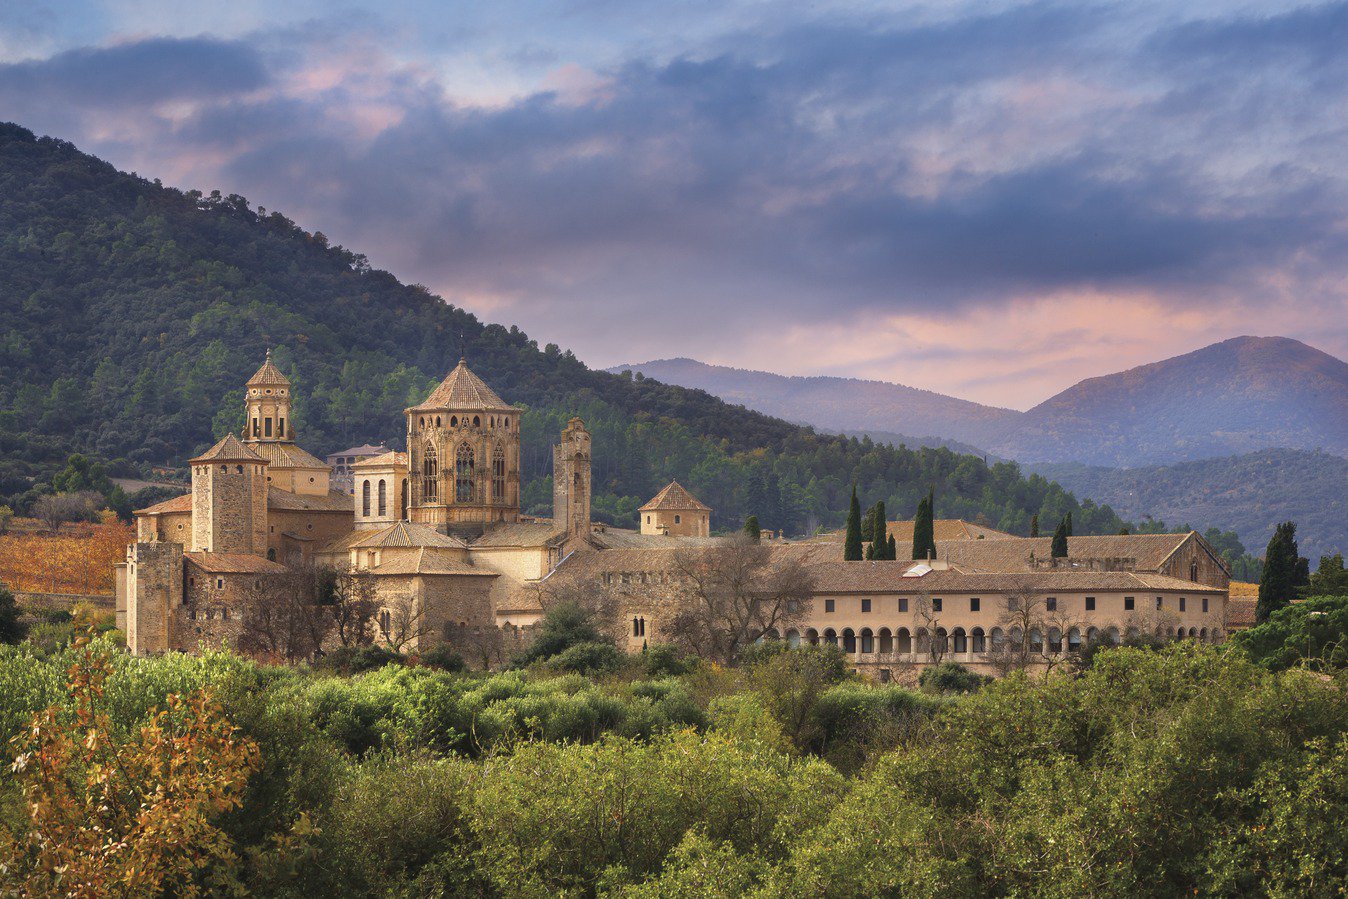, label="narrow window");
[362,480,371,517]
[898,598,908,613]
[216,578,223,590]
[1202,597,1209,613]
[825,599,836,613]
[492,445,506,503]
[675,514,681,524]
[1156,597,1164,610]
[378,479,387,516]
[1124,596,1135,611]
[970,597,980,612]
[252,418,259,437]
[379,609,391,639]
[423,443,439,501]
[455,444,475,503]
[1179,597,1186,612]
[265,418,272,437]
[861,598,871,613]
[278,418,285,438]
